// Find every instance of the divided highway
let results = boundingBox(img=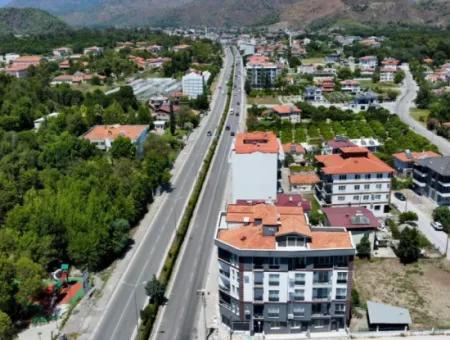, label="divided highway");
[91,47,234,340]
[152,47,245,340]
